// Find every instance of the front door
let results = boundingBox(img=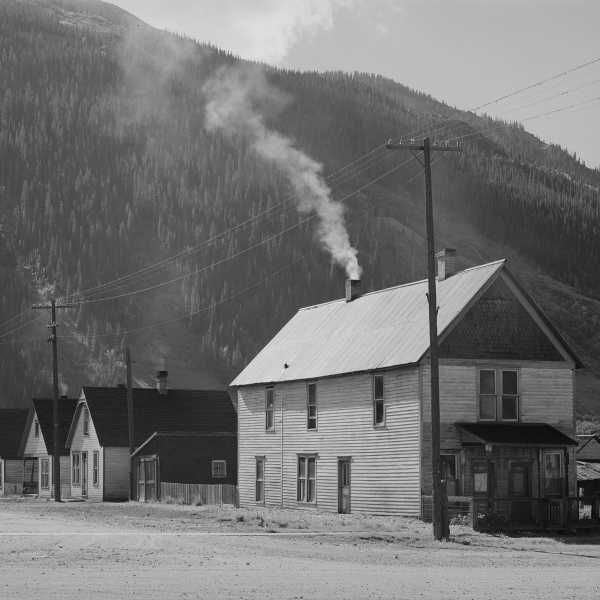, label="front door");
[81,452,88,497]
[509,462,531,523]
[338,458,351,514]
